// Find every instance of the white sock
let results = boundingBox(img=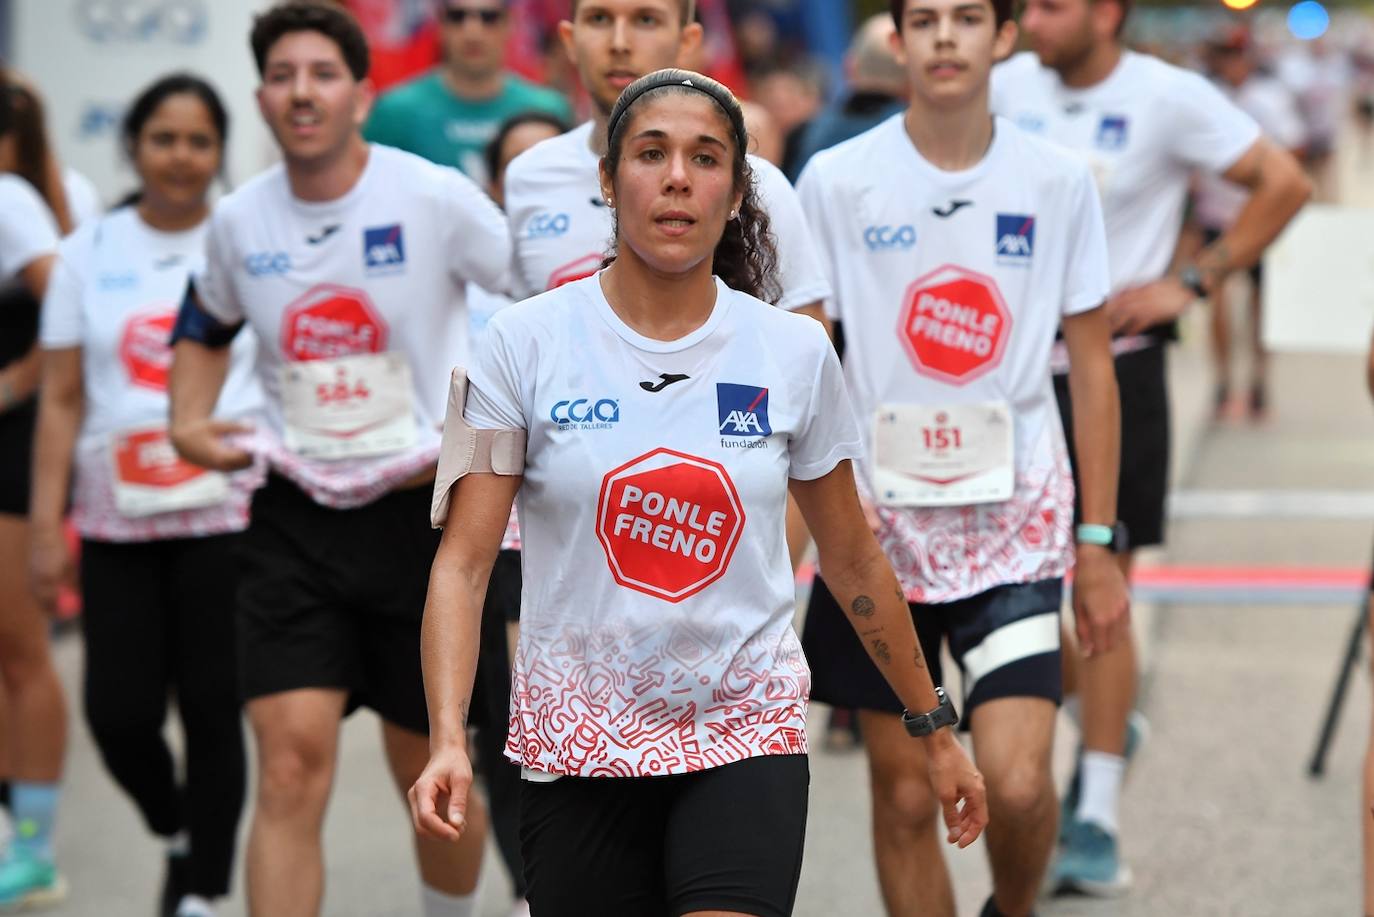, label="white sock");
[1075,750,1126,835]
[166,829,191,857]
[175,894,215,917]
[421,884,477,917]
